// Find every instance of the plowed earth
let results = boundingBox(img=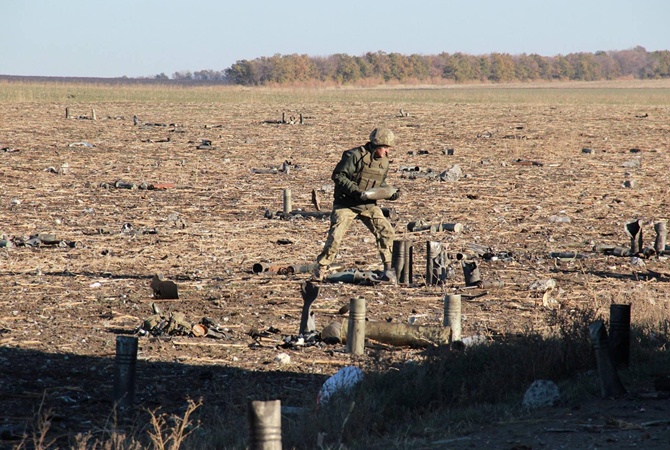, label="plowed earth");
[1,90,670,449]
